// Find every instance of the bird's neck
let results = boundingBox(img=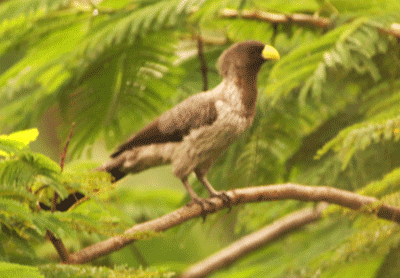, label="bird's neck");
[238,69,258,117]
[224,67,259,118]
